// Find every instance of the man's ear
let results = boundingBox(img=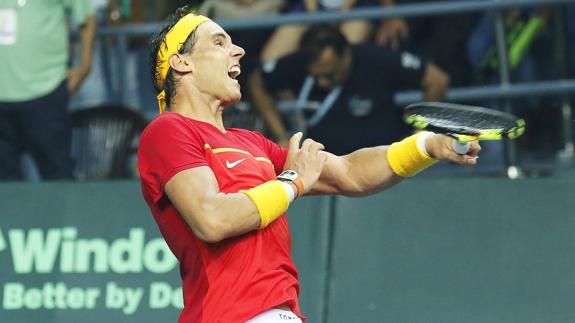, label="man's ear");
[169,53,193,73]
